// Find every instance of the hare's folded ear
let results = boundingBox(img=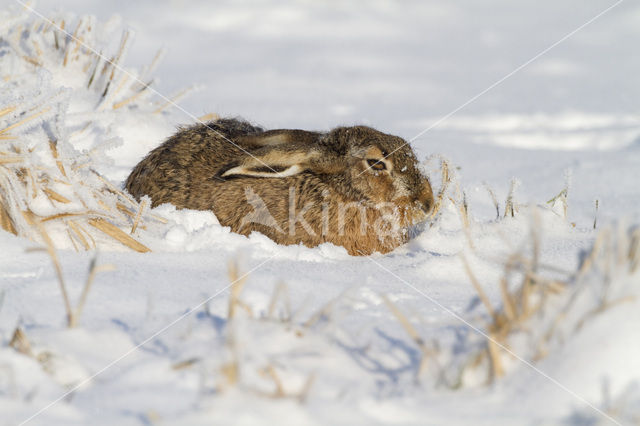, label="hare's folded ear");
[219,129,346,179]
[219,148,321,179]
[237,129,321,148]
